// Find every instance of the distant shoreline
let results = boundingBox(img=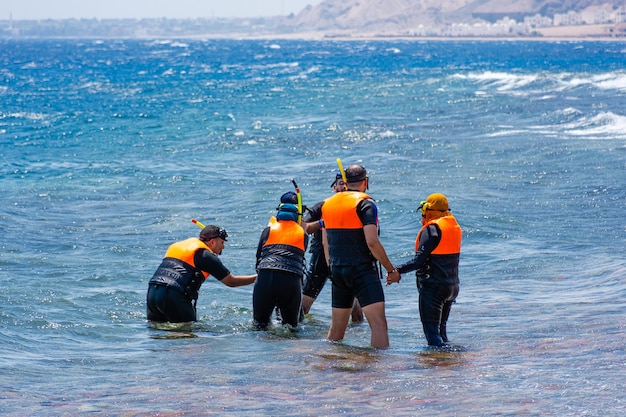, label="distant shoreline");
[3,30,626,42]
[4,34,624,42]
[2,18,625,41]
[241,32,626,42]
[238,24,626,41]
